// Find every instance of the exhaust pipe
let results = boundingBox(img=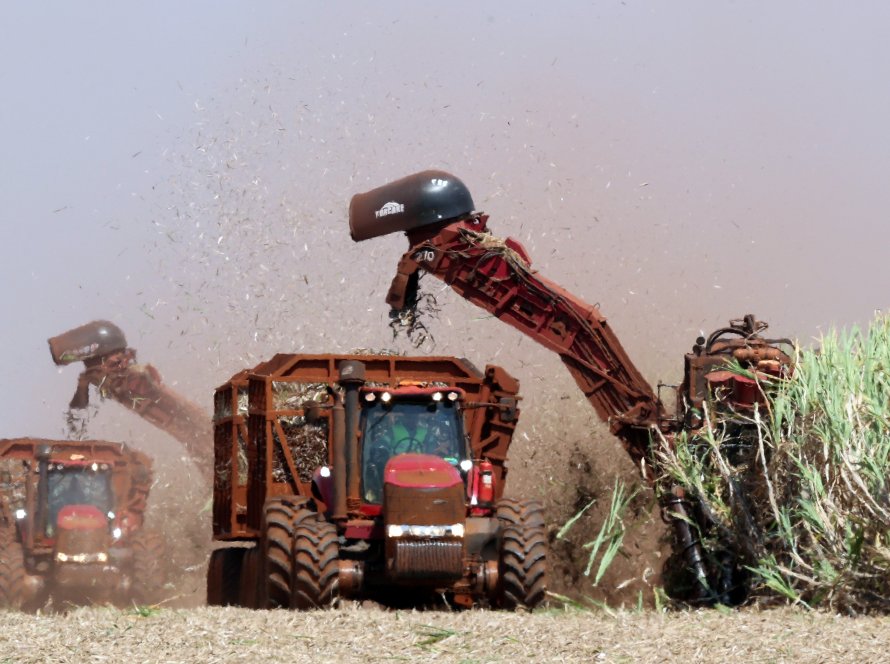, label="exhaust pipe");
[35,443,52,537]
[330,393,348,521]
[338,361,366,511]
